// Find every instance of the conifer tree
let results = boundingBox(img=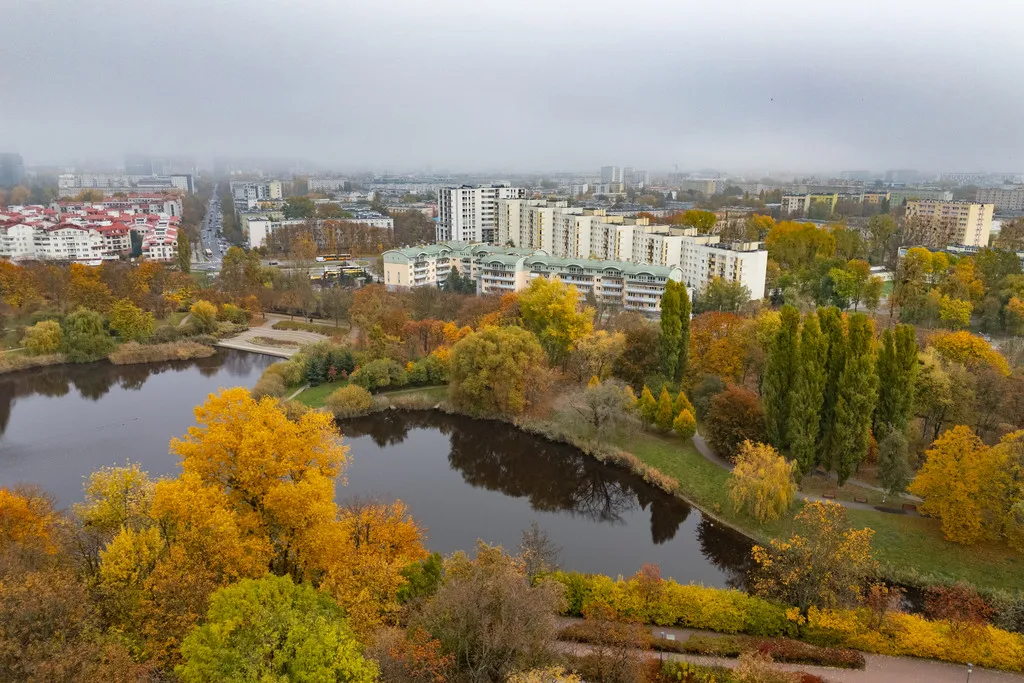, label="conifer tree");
[638,386,657,426]
[673,410,697,438]
[655,386,675,431]
[675,283,692,383]
[659,281,683,379]
[674,390,694,417]
[817,307,846,467]
[787,311,828,477]
[873,324,919,435]
[832,314,879,485]
[762,305,800,450]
